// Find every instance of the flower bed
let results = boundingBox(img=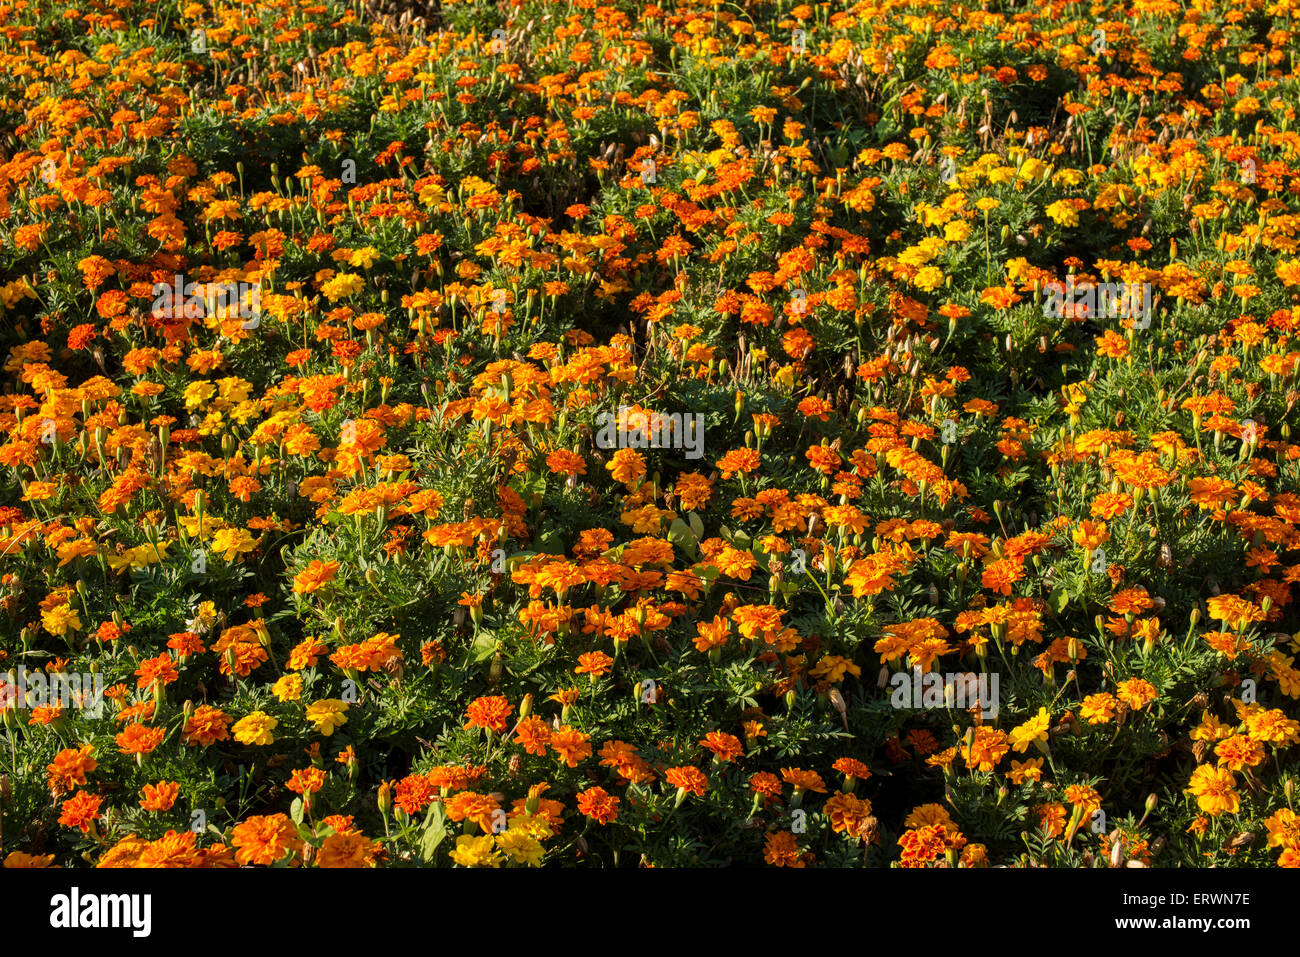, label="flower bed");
[1,0,1298,868]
